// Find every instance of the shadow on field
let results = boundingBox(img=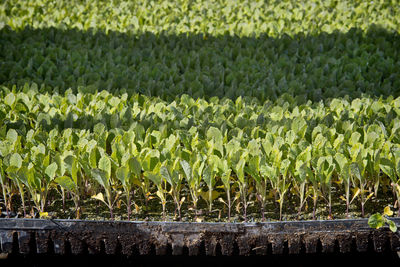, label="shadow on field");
[1,25,400,102]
